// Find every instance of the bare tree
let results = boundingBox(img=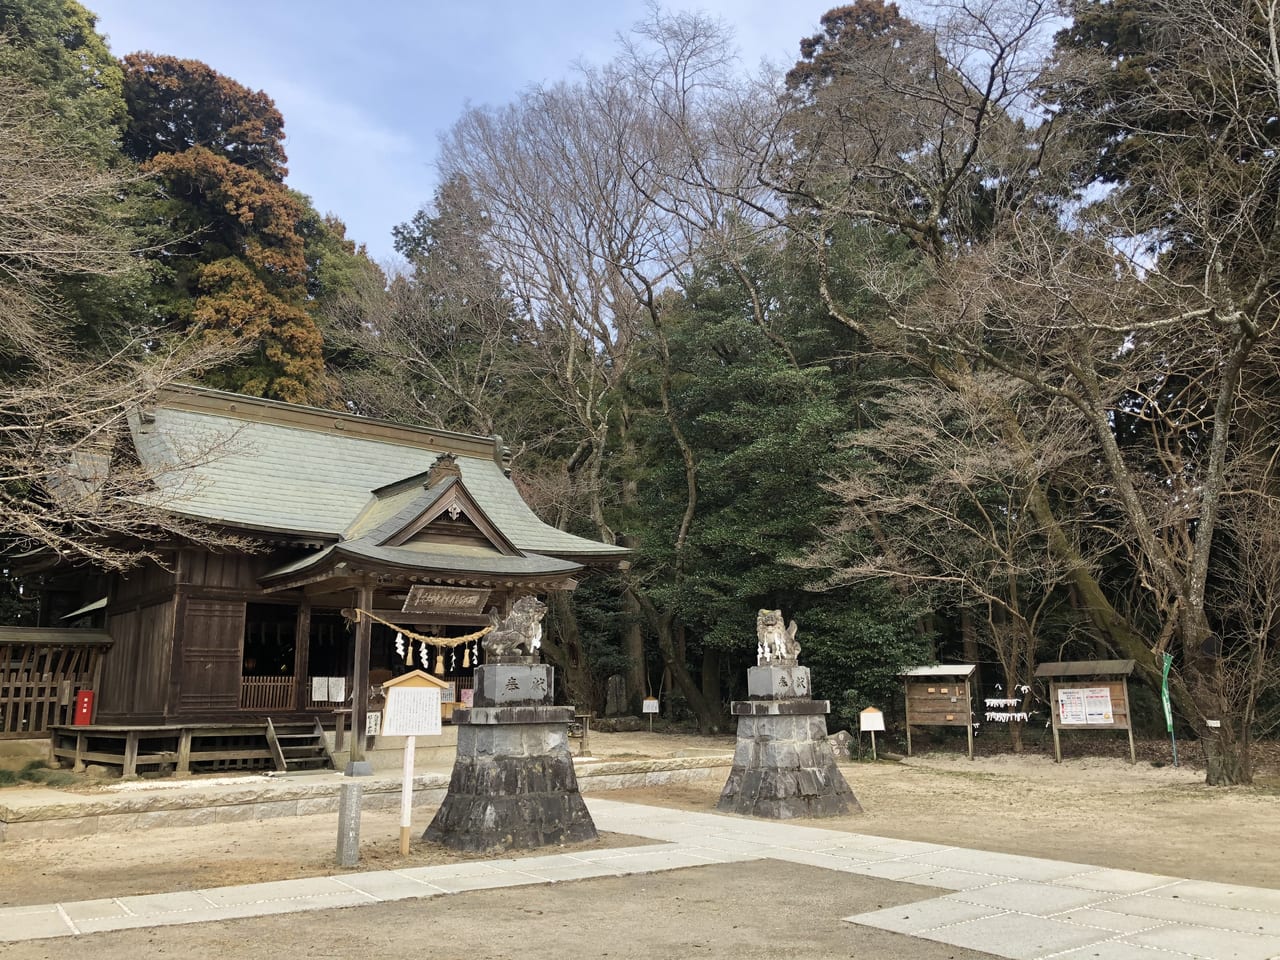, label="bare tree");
[810,373,1093,748]
[0,73,239,573]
